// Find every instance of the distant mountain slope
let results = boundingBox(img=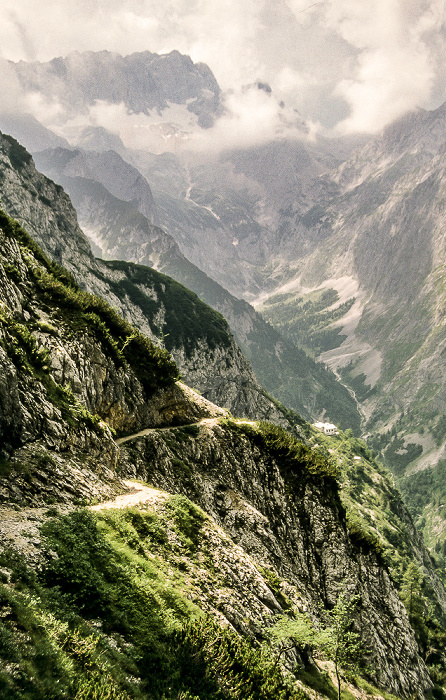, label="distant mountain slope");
[35,147,158,224]
[5,50,345,301]
[11,49,222,127]
[32,145,361,431]
[252,105,446,549]
[284,106,446,461]
[0,112,70,152]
